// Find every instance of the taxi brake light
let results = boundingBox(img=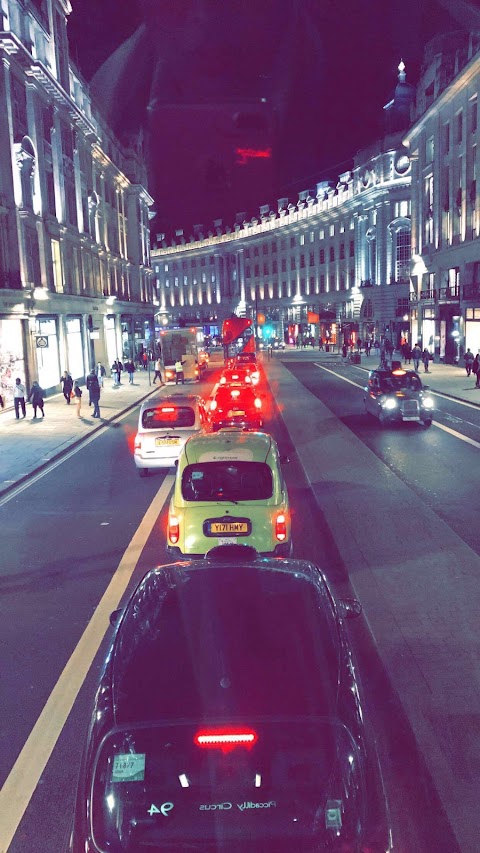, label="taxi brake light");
[194,728,258,752]
[275,513,287,541]
[161,407,175,412]
[210,399,218,411]
[254,397,262,409]
[168,515,180,544]
[231,390,241,398]
[134,437,141,450]
[392,369,406,375]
